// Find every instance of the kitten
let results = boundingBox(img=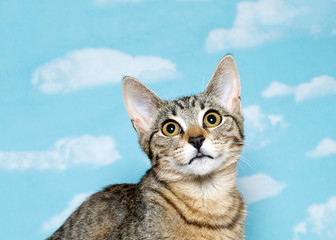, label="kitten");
[47,54,246,240]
